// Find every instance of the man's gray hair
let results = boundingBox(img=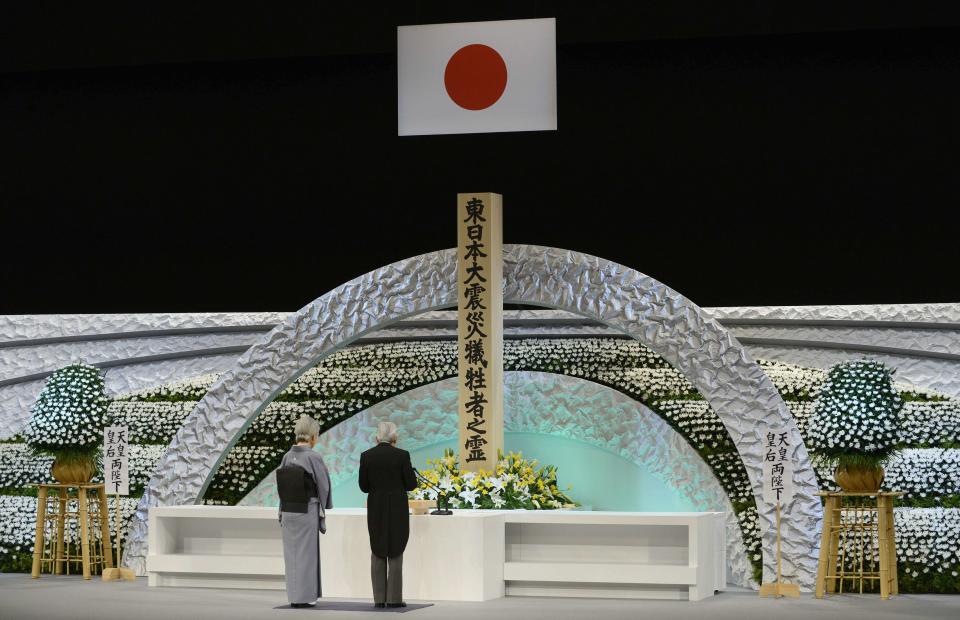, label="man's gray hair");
[294,414,321,443]
[376,421,398,444]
